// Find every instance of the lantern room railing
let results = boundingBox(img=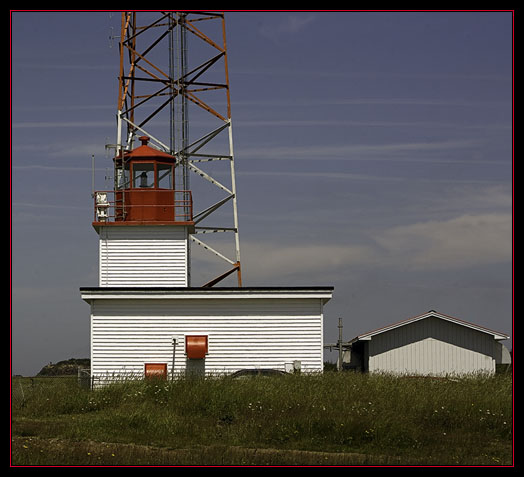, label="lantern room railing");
[93,189,193,224]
